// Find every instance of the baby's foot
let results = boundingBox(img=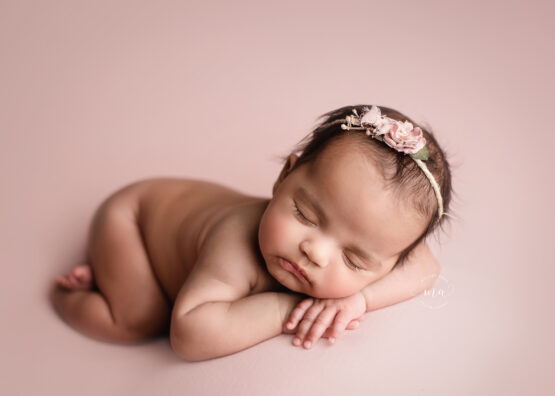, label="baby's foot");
[55,265,94,290]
